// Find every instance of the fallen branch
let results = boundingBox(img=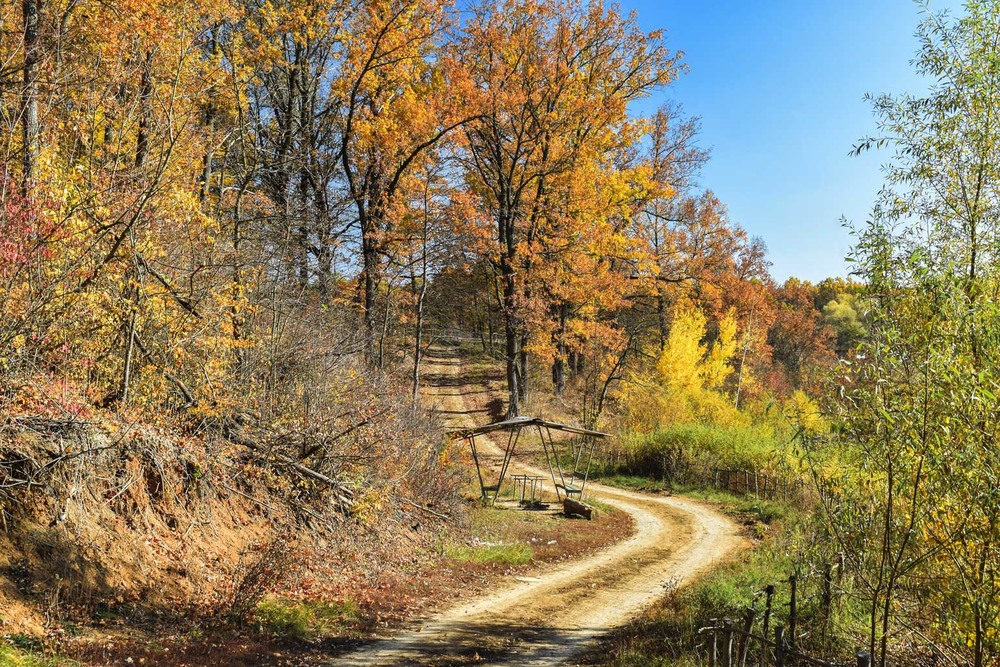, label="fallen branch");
[227,430,355,510]
[403,497,451,521]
